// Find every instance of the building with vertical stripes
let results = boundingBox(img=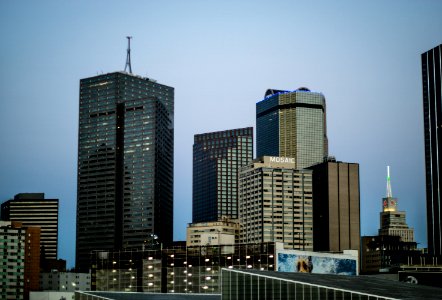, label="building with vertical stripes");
[307,159,360,252]
[1,193,58,260]
[421,44,442,256]
[256,88,327,169]
[239,156,313,250]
